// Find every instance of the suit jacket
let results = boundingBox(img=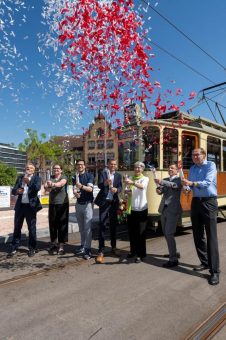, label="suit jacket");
[12,174,42,213]
[158,177,182,214]
[94,170,122,207]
